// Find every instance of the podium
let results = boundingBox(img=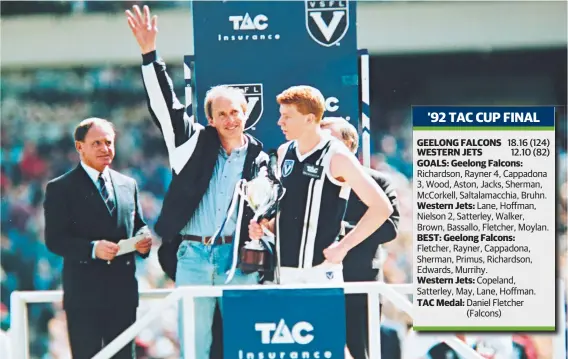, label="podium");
[222,288,347,358]
[184,1,375,354]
